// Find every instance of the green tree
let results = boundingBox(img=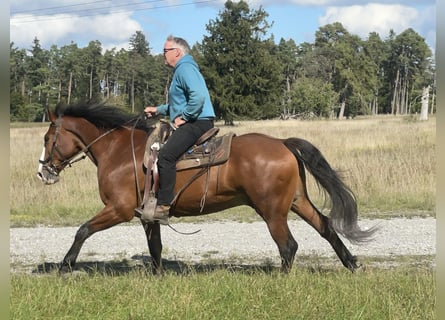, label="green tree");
[80,40,103,101]
[142,53,170,109]
[9,42,27,96]
[111,48,131,105]
[385,28,432,115]
[25,37,51,120]
[199,0,281,123]
[10,42,27,119]
[276,38,299,118]
[291,77,338,118]
[314,23,375,117]
[128,31,151,112]
[47,44,64,108]
[57,42,82,104]
[363,32,387,114]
